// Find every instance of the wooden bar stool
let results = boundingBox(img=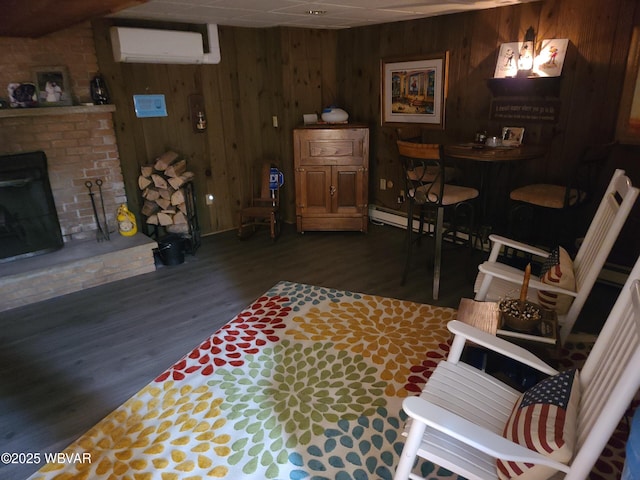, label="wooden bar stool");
[508,142,616,249]
[397,140,478,300]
